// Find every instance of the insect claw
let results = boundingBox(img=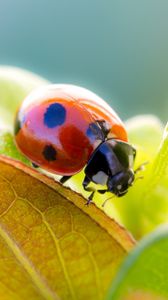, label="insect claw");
[85,200,93,206]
